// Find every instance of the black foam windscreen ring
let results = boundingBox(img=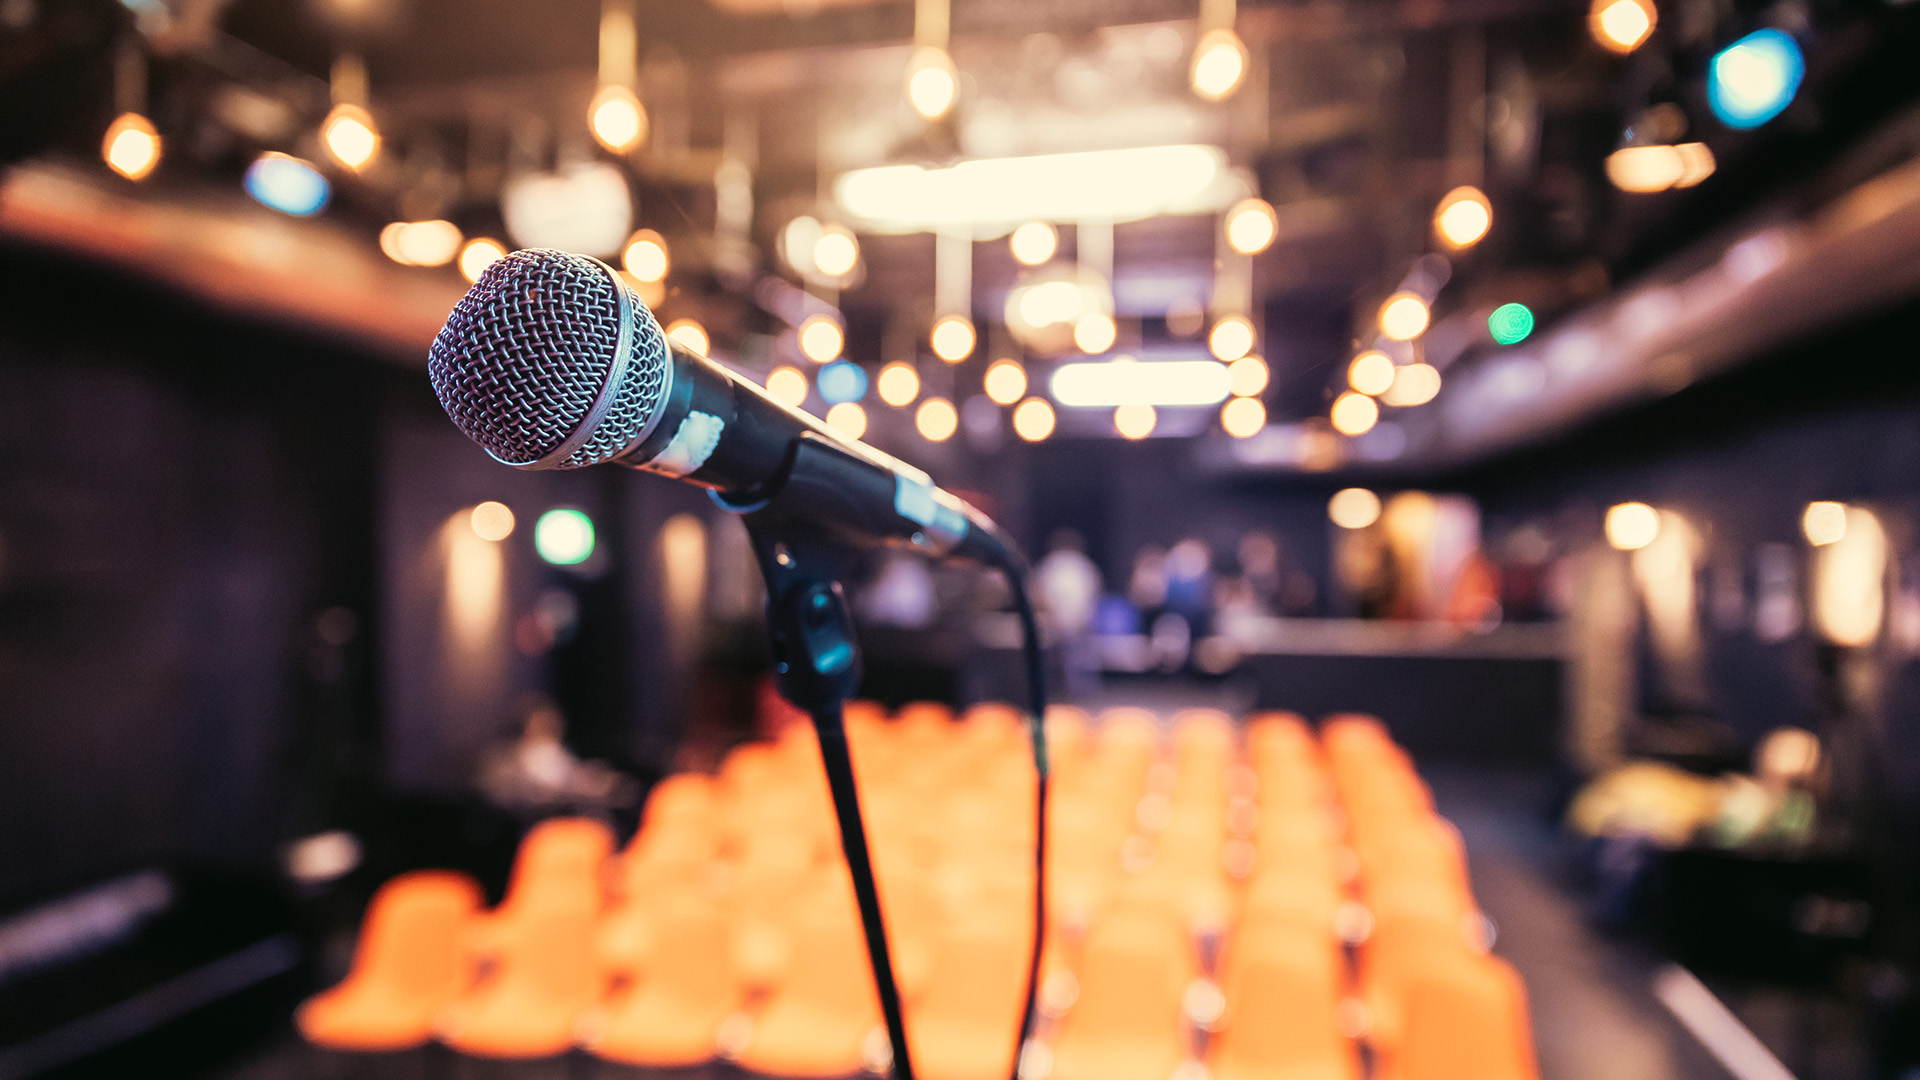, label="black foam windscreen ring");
[427,248,672,469]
